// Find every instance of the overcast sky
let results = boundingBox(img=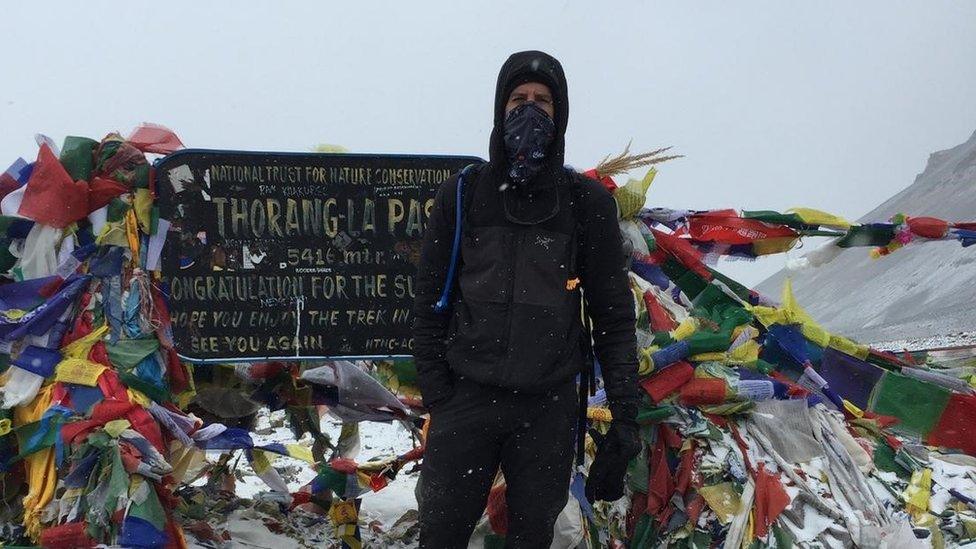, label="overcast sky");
[2,1,974,285]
